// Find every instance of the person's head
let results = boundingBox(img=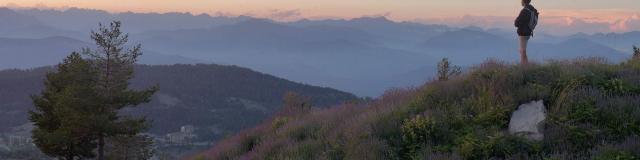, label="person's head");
[522,0,531,6]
